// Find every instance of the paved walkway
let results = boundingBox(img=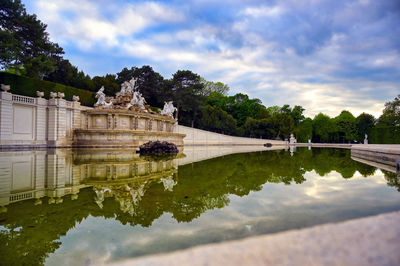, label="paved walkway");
[114,211,400,266]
